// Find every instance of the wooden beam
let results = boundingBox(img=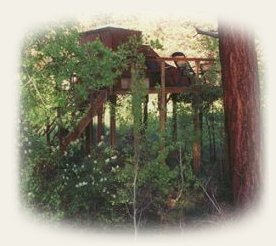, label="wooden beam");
[160,61,166,131]
[97,104,104,143]
[109,95,117,147]
[112,86,202,95]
